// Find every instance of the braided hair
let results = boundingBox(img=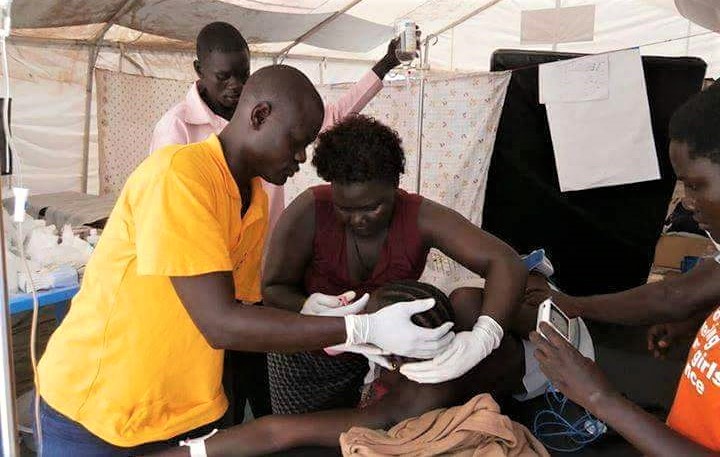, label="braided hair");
[371,280,455,328]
